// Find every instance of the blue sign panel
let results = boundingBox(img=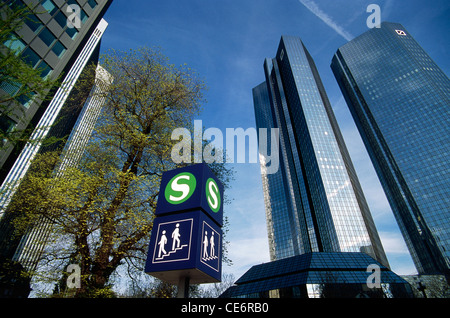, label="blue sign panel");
[145,210,222,283]
[150,218,193,265]
[200,220,221,274]
[155,164,223,226]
